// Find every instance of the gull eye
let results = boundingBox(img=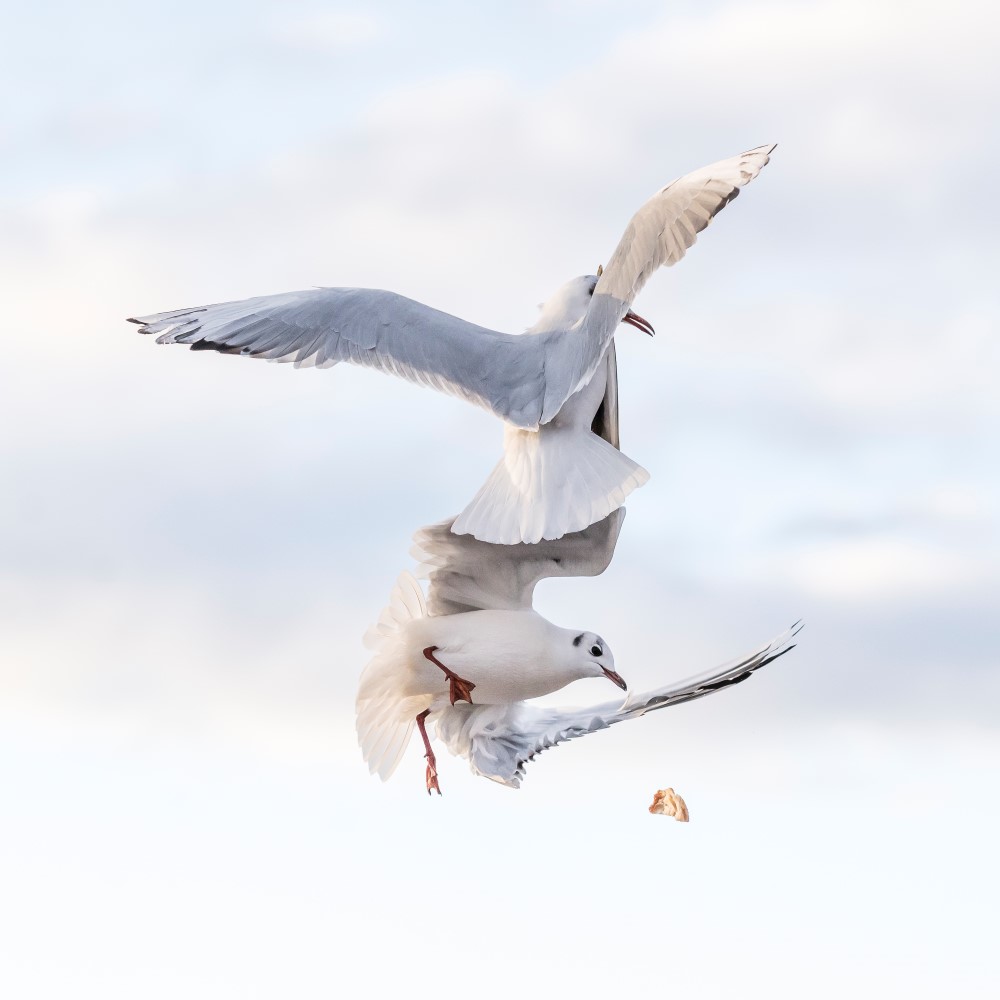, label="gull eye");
[590,644,603,657]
